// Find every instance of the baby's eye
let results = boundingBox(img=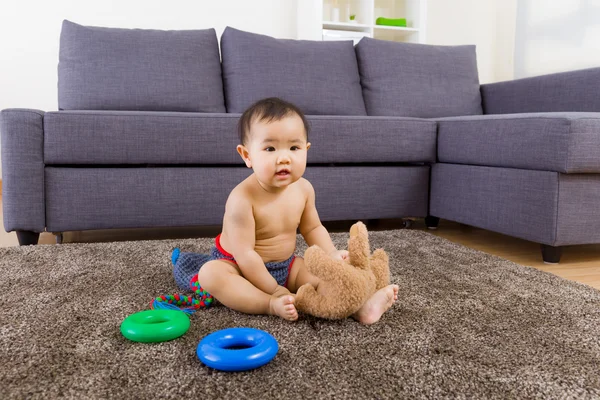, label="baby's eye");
[290,146,299,151]
[265,147,275,152]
